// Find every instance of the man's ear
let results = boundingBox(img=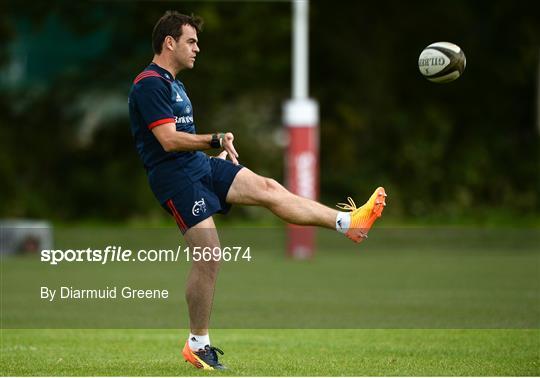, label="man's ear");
[164,36,175,51]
